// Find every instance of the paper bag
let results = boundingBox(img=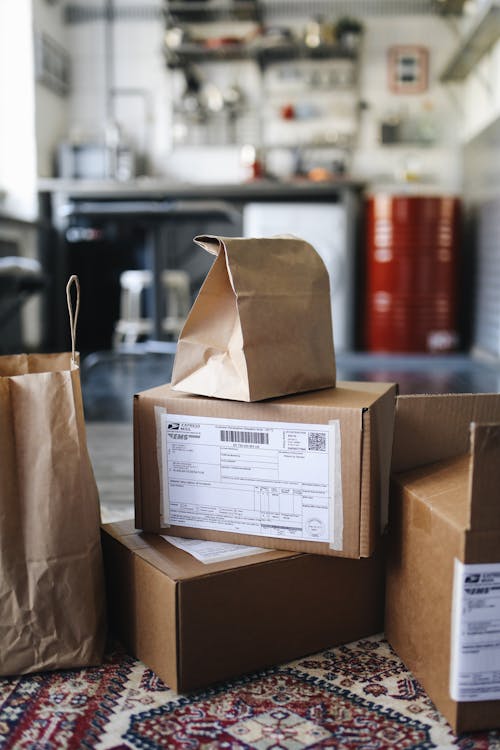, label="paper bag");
[0,277,106,676]
[171,234,336,401]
